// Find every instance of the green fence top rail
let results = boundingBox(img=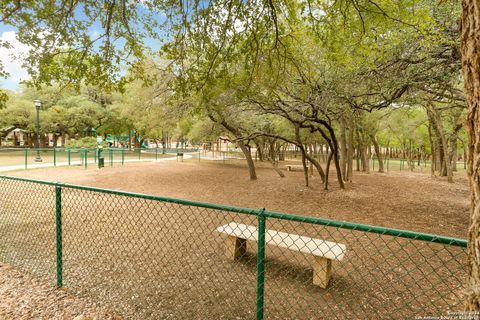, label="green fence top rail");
[0,175,467,248]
